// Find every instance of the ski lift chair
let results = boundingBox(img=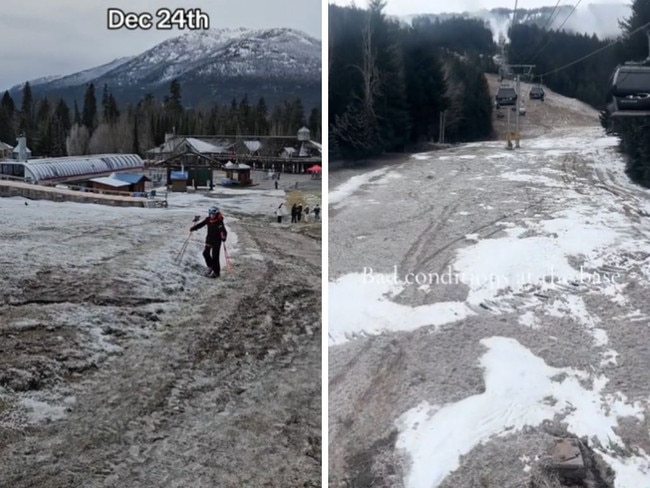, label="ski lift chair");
[610,64,650,117]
